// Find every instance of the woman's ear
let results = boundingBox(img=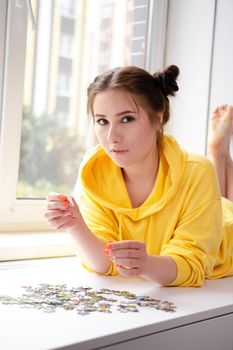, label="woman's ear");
[157,112,163,125]
[155,112,163,132]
